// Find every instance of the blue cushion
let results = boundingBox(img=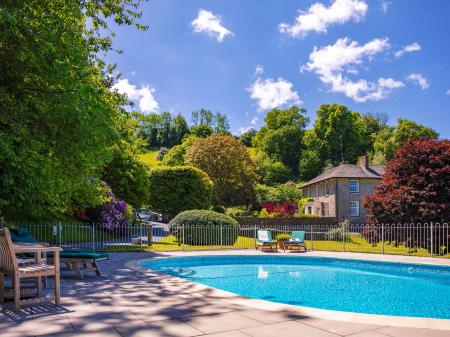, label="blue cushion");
[10,228,39,244]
